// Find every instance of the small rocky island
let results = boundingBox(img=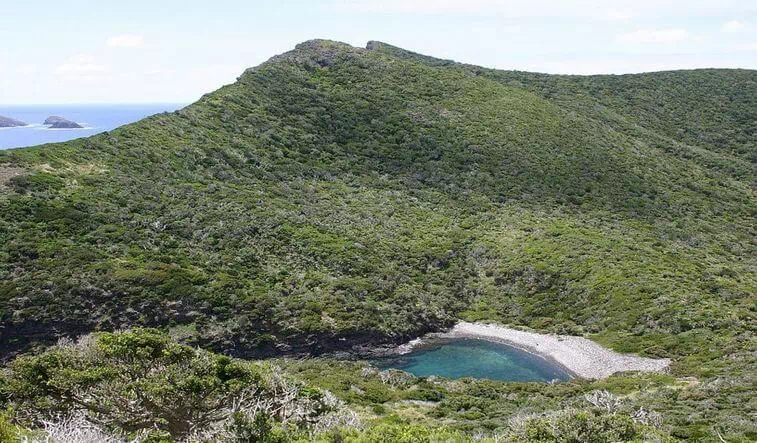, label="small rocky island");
[44,115,83,129]
[0,115,28,127]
